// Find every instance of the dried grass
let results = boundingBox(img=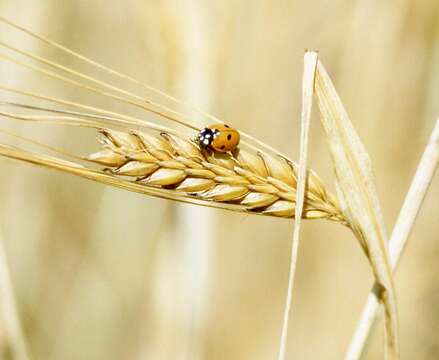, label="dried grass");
[346,118,439,359]
[0,14,437,360]
[0,16,391,359]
